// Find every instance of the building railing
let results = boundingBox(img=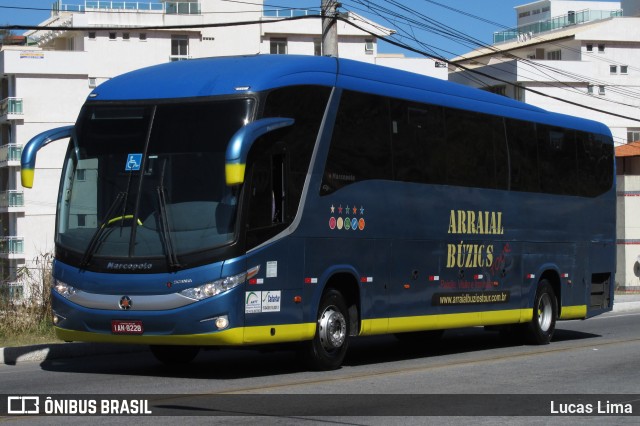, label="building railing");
[0,237,24,255]
[0,191,25,209]
[0,144,22,163]
[0,97,23,117]
[263,8,321,18]
[53,1,201,15]
[494,9,623,43]
[169,55,192,62]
